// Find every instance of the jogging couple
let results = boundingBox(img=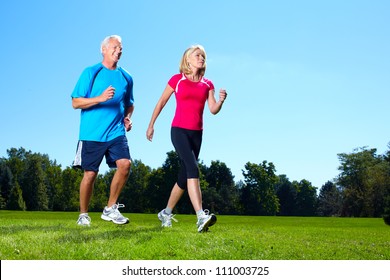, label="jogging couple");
[71,35,227,233]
